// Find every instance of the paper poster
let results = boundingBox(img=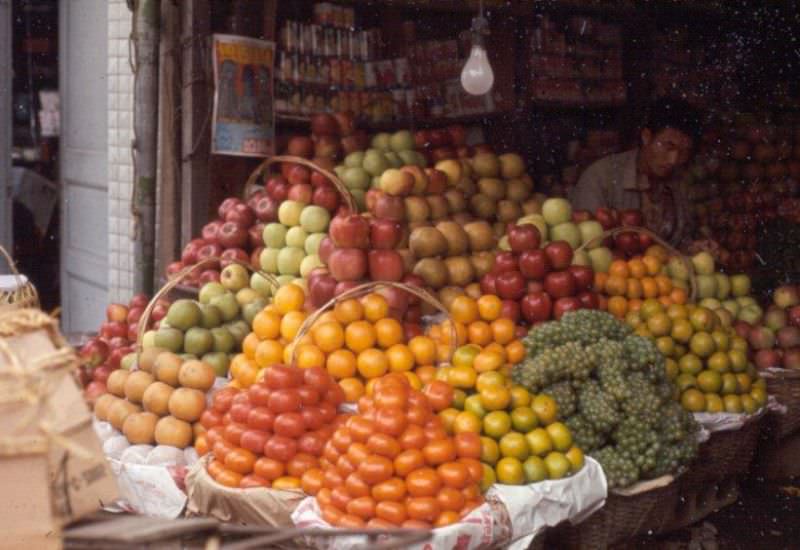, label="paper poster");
[212,34,275,157]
